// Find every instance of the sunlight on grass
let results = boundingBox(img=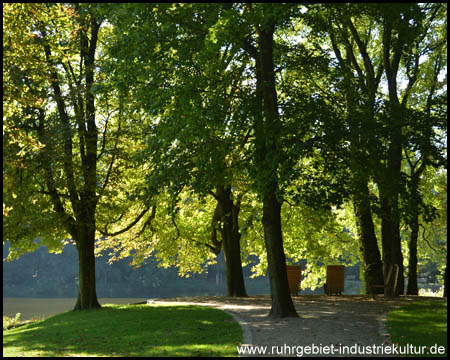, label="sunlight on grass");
[3,304,242,357]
